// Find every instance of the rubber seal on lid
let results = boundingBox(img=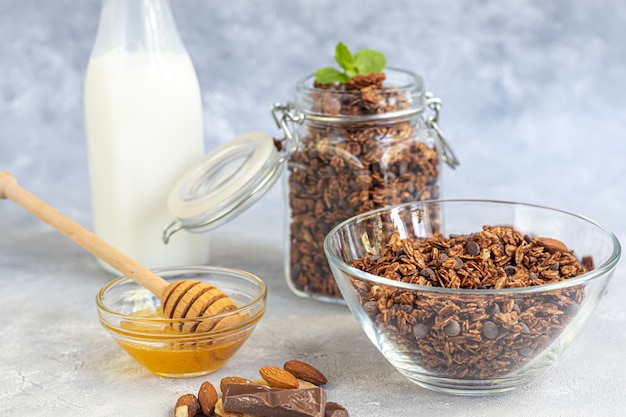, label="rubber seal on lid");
[163,131,283,243]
